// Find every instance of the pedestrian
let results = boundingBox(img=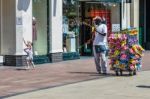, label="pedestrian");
[23,39,35,69]
[92,16,108,74]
